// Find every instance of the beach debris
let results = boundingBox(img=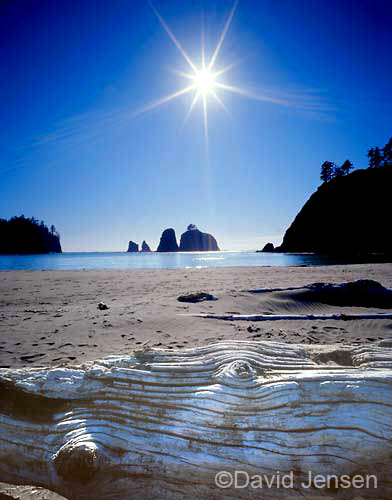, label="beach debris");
[1,340,392,498]
[177,292,218,303]
[97,302,109,310]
